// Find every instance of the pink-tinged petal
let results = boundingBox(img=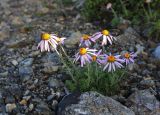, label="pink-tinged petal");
[96,59,102,65]
[92,32,101,36]
[87,40,91,46]
[84,55,91,63]
[112,63,116,71]
[126,59,129,65]
[84,40,89,46]
[108,63,112,72]
[37,40,43,49]
[107,36,112,45]
[129,58,134,63]
[86,54,92,60]
[103,63,109,71]
[50,38,58,44]
[115,55,121,58]
[90,37,95,42]
[51,35,58,39]
[116,58,125,63]
[42,41,46,51]
[92,33,102,40]
[40,42,44,52]
[97,49,102,56]
[80,56,85,67]
[102,35,107,46]
[75,55,80,62]
[80,38,83,44]
[44,40,48,51]
[109,35,113,41]
[87,48,97,52]
[115,62,123,68]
